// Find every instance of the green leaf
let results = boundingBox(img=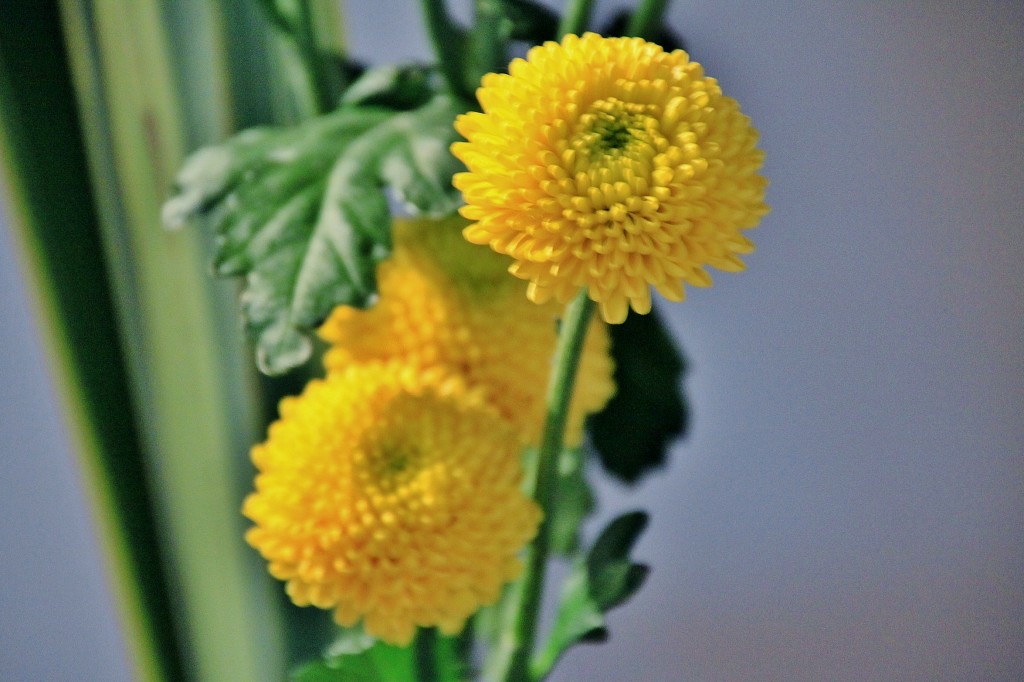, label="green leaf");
[586,512,650,611]
[549,448,596,556]
[324,624,378,658]
[587,307,688,483]
[532,512,650,678]
[340,64,438,111]
[290,640,414,682]
[162,108,387,230]
[164,94,469,375]
[291,628,466,682]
